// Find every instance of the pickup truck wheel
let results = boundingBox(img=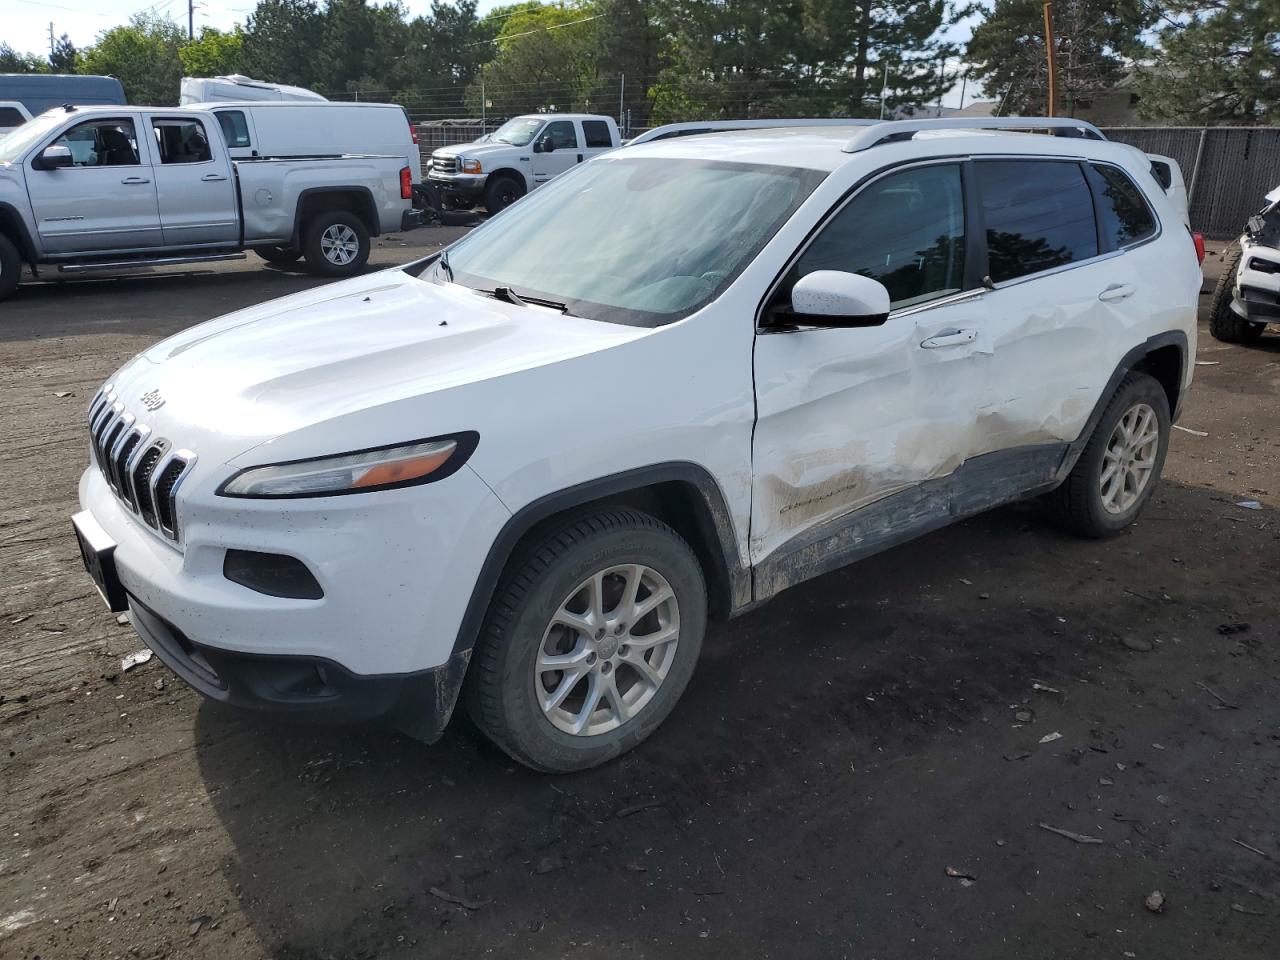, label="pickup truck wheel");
[1049,372,1170,538]
[302,212,370,277]
[483,175,525,214]
[467,508,707,773]
[255,244,302,265]
[1209,247,1266,343]
[0,233,21,301]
